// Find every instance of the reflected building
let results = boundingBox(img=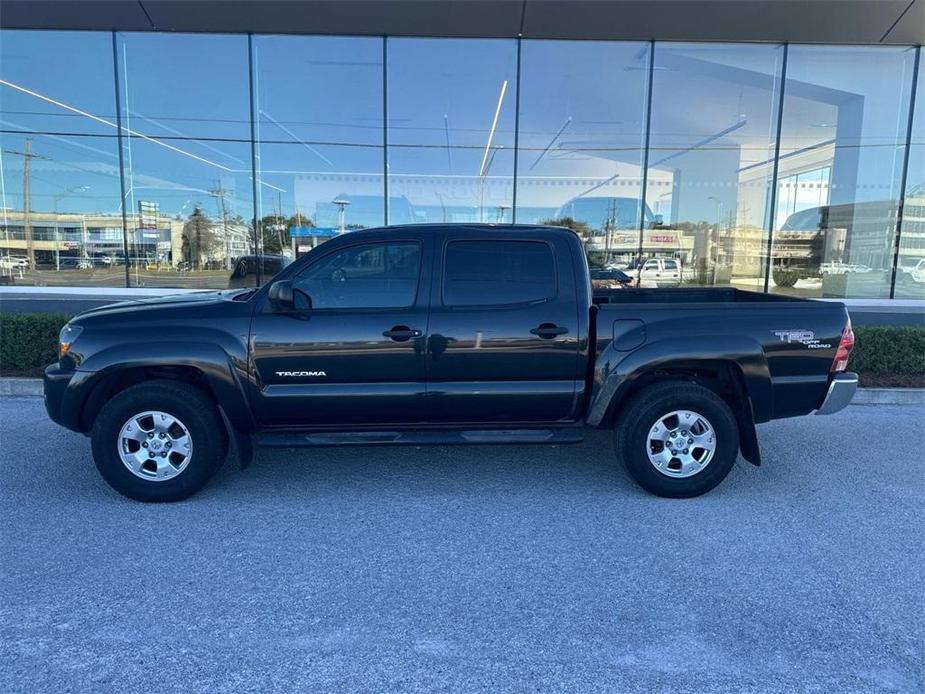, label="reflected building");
[0,26,922,298]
